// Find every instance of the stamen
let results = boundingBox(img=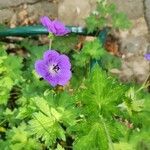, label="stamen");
[53,64,60,73]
